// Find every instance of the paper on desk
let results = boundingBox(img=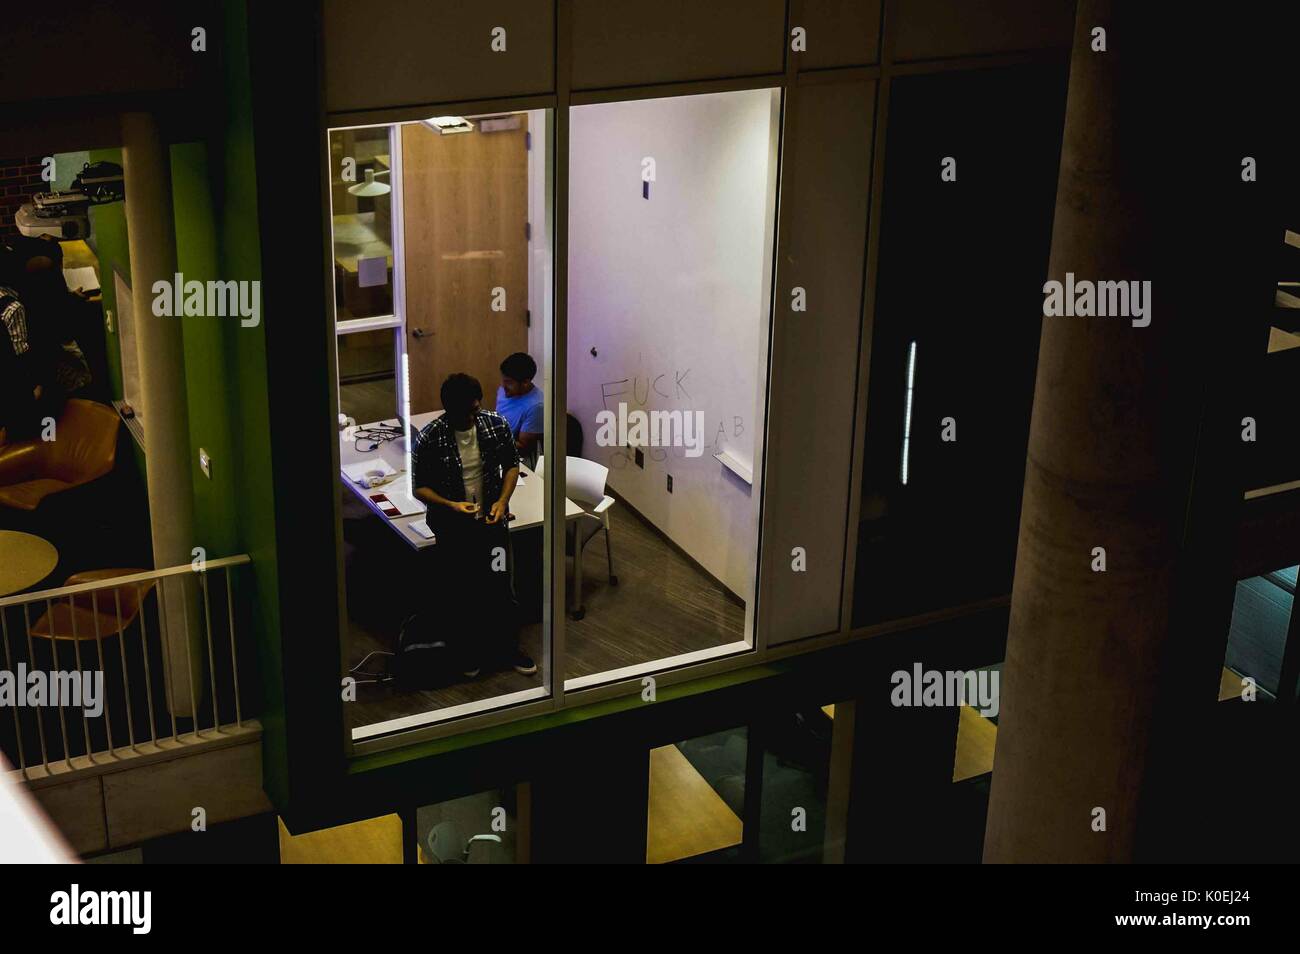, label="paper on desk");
[372,489,425,516]
[63,266,99,294]
[342,457,397,485]
[357,256,388,288]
